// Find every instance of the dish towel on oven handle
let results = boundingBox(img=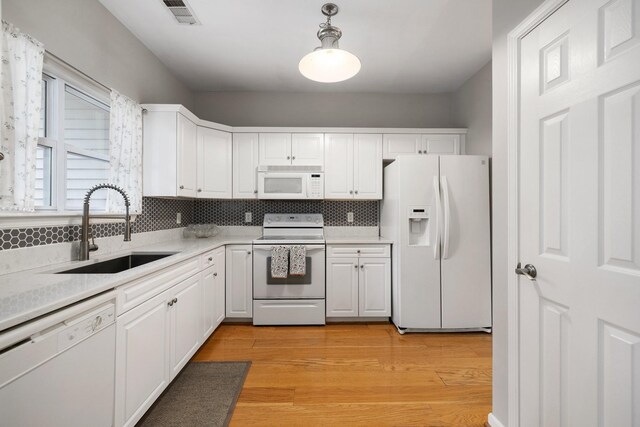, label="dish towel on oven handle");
[271,246,289,279]
[289,245,306,276]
